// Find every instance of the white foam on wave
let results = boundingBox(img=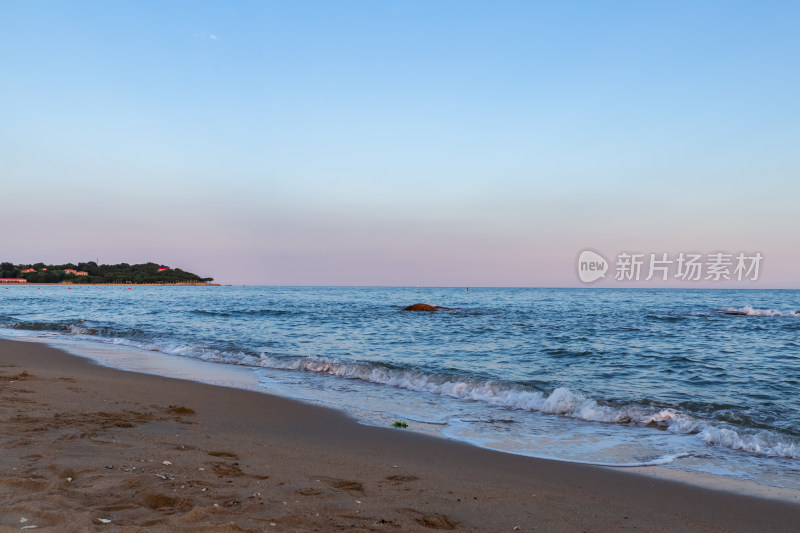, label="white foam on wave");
[257,354,633,420]
[108,336,256,365]
[700,426,800,457]
[255,354,800,459]
[588,452,691,468]
[3,325,798,461]
[722,306,800,317]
